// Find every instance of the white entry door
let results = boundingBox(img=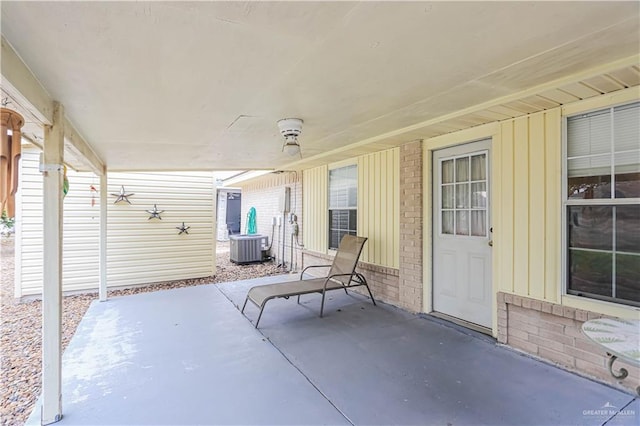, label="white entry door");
[433,139,492,328]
